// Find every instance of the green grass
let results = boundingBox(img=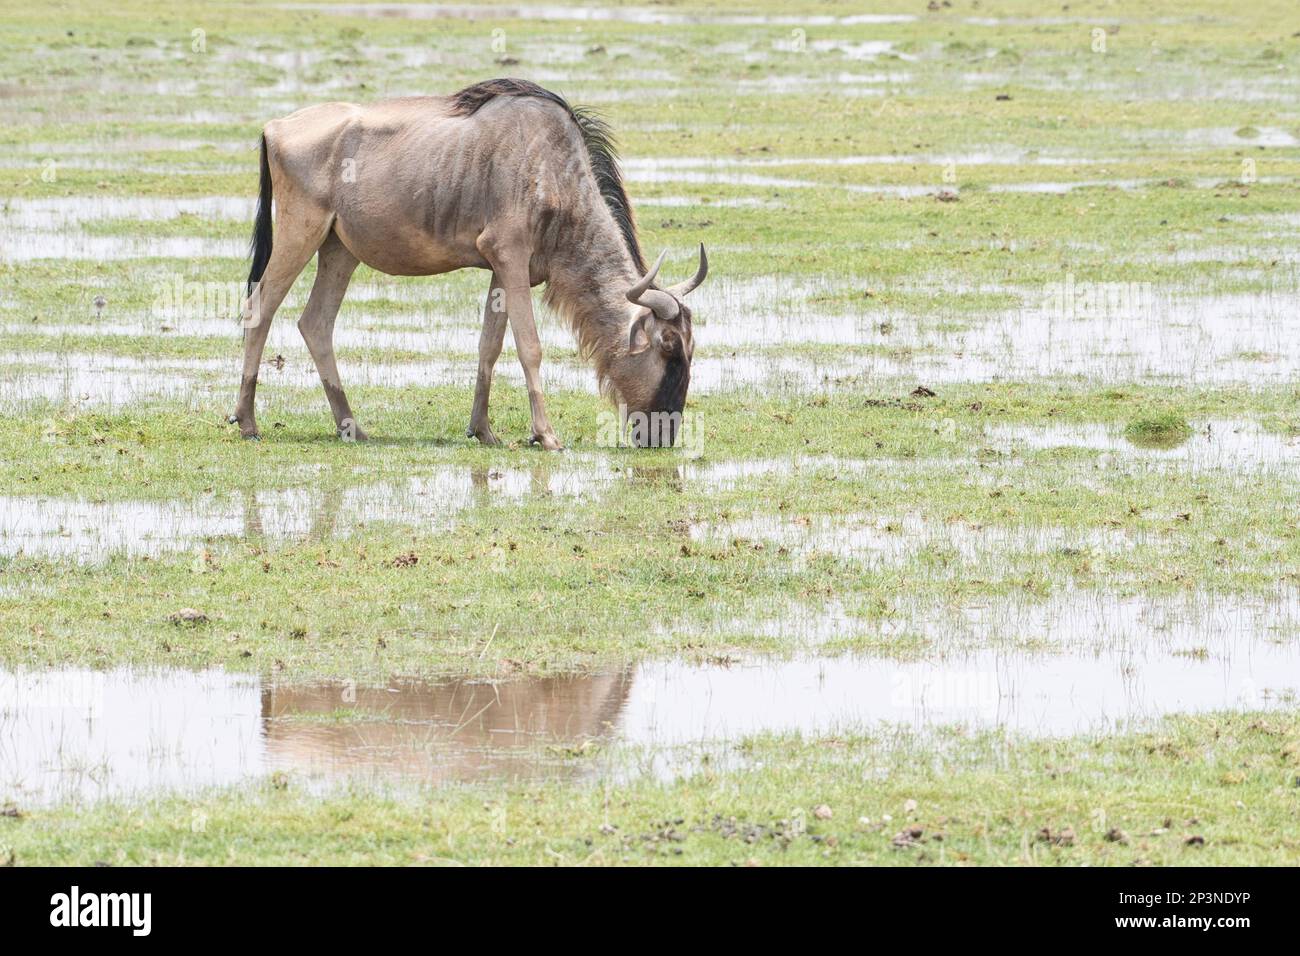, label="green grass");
[2,385,1297,679]
[1,0,1298,864]
[5,712,1299,866]
[1124,412,1194,448]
